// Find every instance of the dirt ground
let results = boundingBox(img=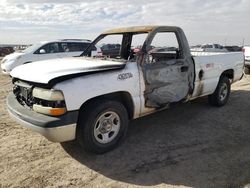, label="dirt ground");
[1,60,250,188]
